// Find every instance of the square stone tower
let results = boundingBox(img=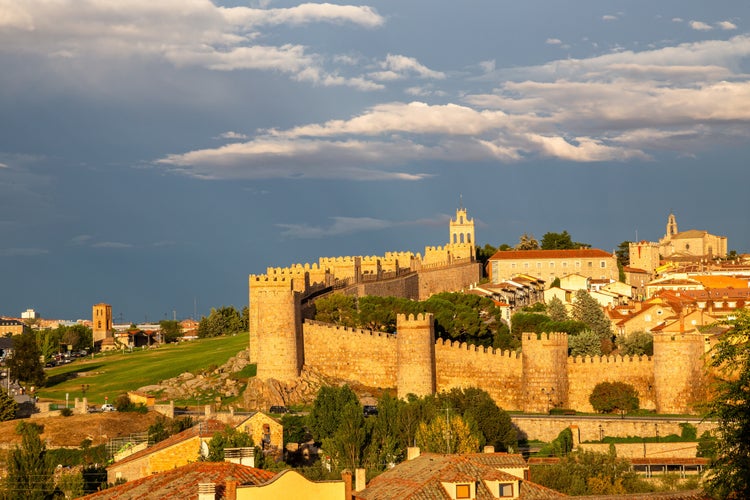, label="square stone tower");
[92,303,112,344]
